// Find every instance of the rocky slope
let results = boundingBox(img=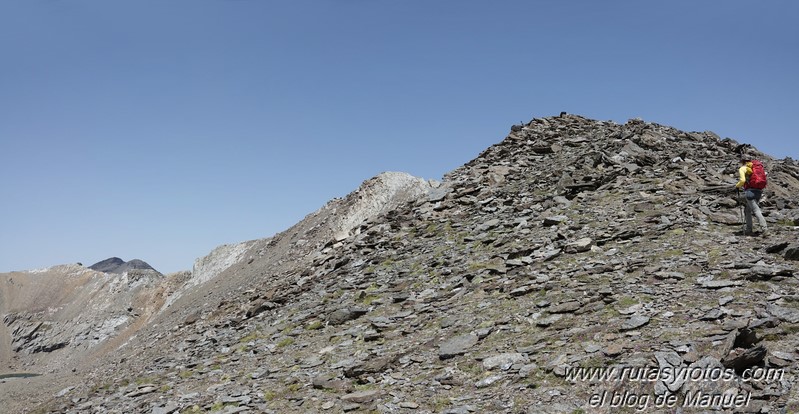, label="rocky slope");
[0,170,436,412]
[3,114,799,414]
